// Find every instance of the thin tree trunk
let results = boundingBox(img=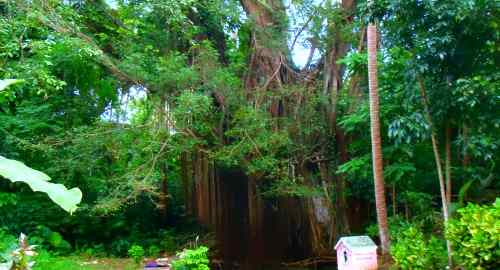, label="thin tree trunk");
[445,124,452,204]
[335,130,351,235]
[392,183,396,217]
[417,77,453,268]
[367,23,390,255]
[159,163,168,223]
[181,152,191,215]
[317,161,337,247]
[158,96,169,223]
[462,124,470,167]
[404,201,409,220]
